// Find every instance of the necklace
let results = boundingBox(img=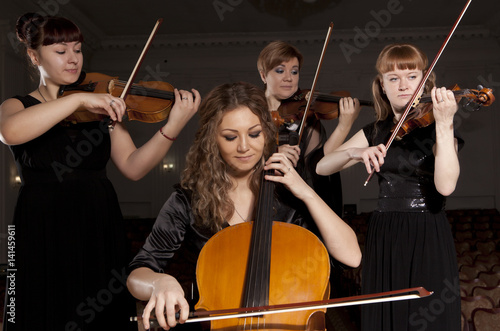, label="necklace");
[38,87,47,102]
[234,208,247,222]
